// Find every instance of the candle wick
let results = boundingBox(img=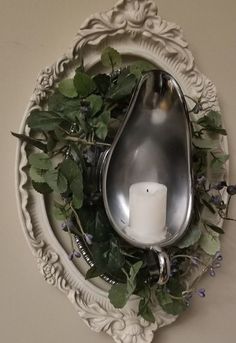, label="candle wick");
[146,189,149,192]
